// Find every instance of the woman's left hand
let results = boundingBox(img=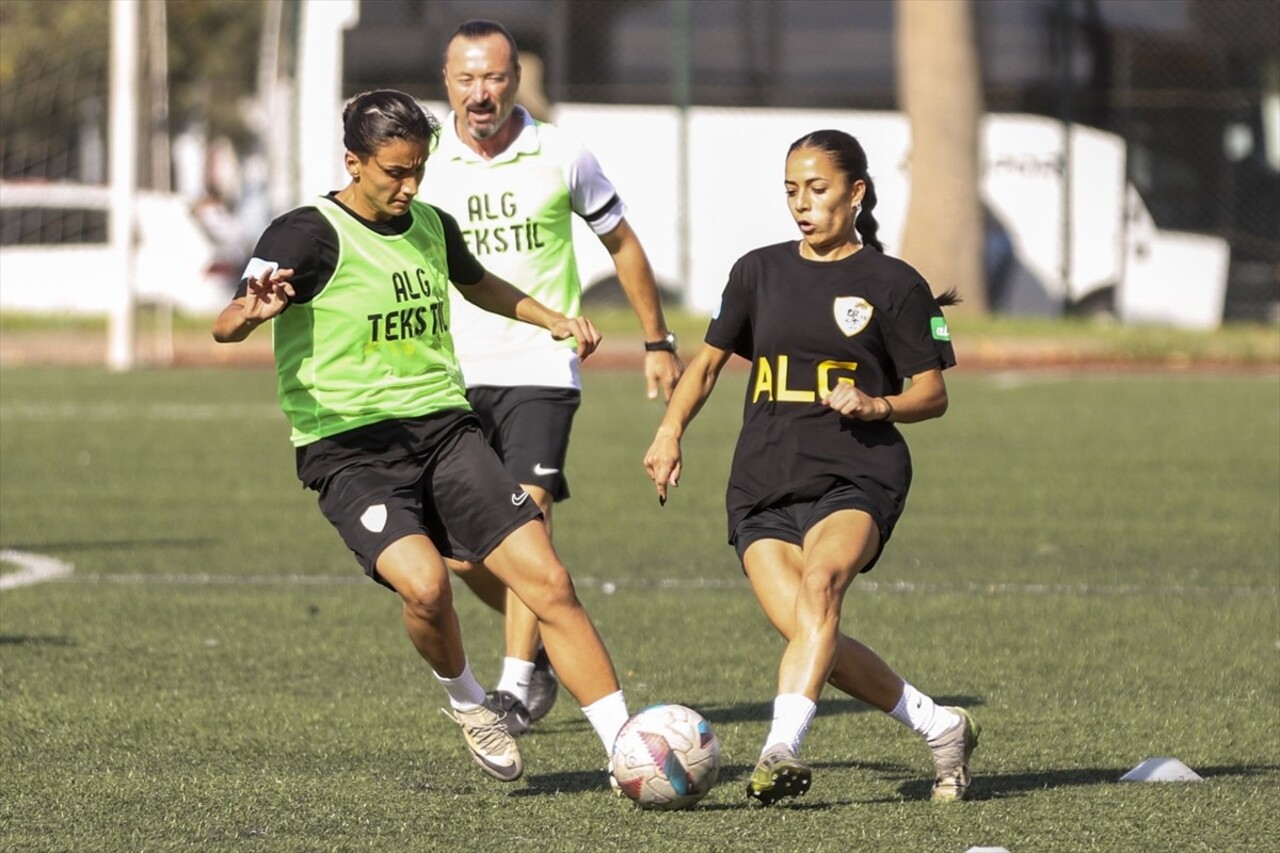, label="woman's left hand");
[549,315,602,360]
[821,381,888,421]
